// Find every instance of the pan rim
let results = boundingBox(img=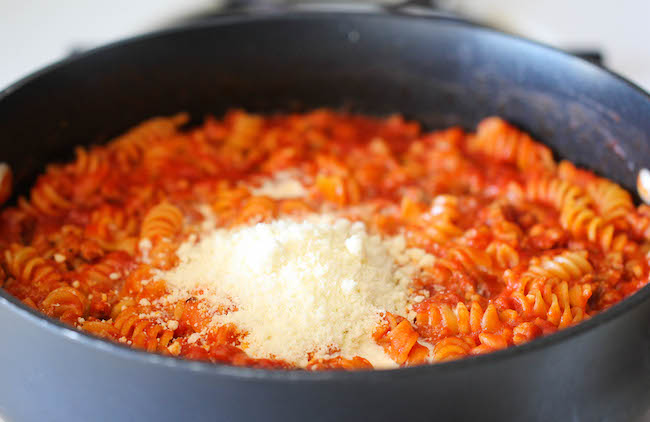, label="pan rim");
[1,10,649,382]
